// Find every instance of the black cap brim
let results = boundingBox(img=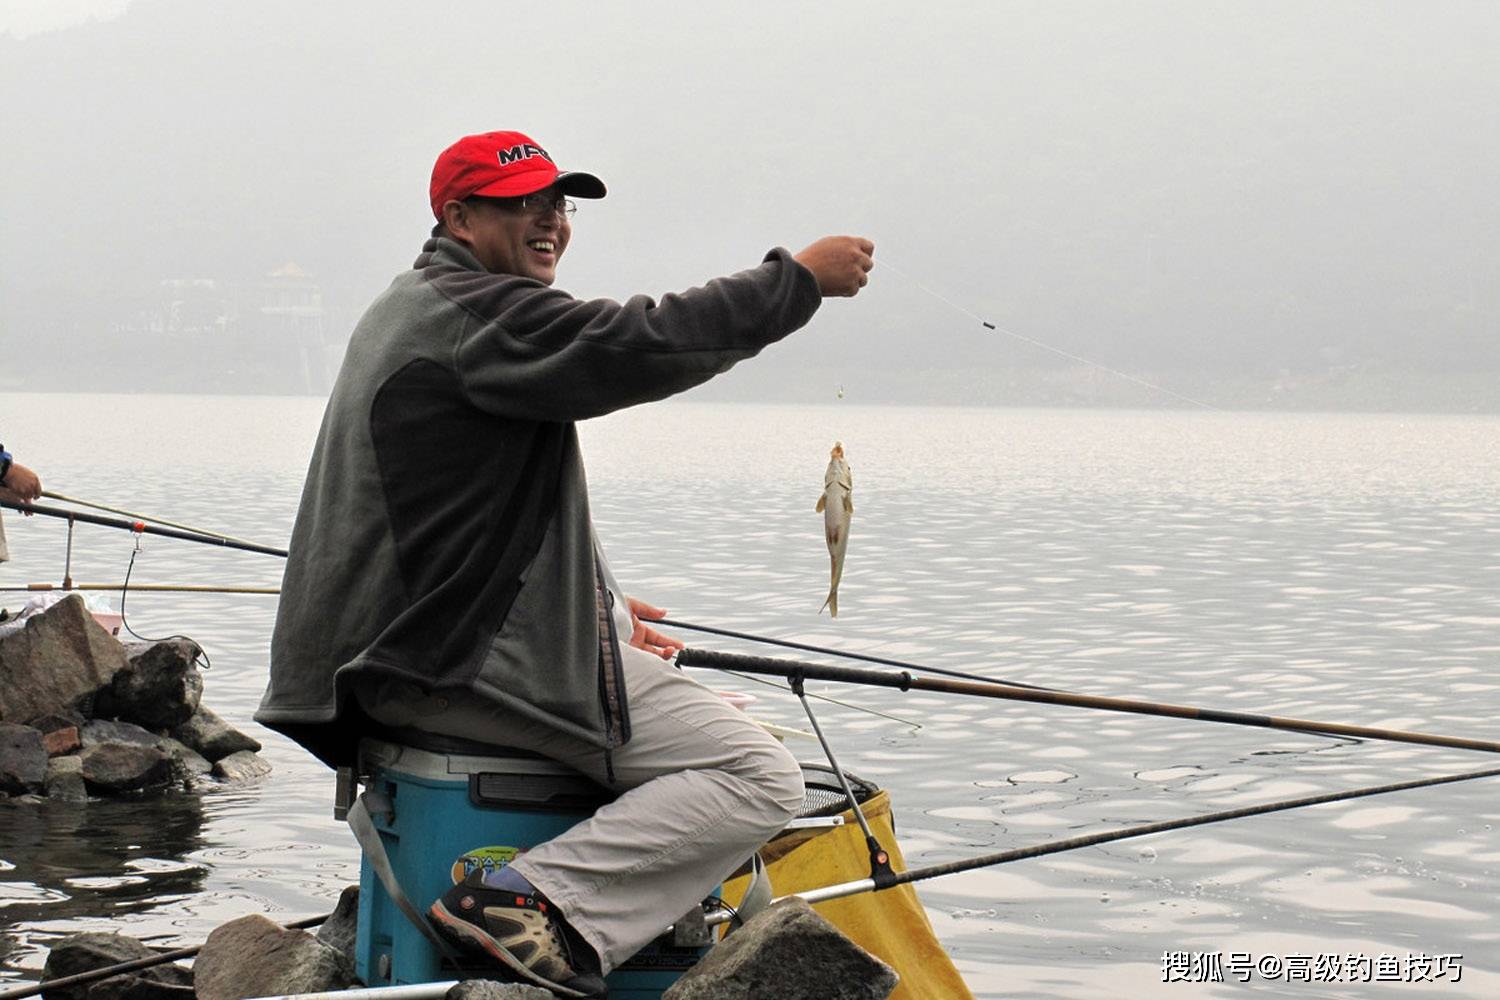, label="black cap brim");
[555,171,607,199]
